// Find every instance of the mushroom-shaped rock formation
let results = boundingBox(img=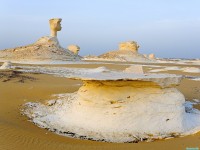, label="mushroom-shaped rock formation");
[0,18,81,63]
[67,45,80,55]
[98,41,153,62]
[23,71,200,143]
[49,18,62,37]
[0,61,12,69]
